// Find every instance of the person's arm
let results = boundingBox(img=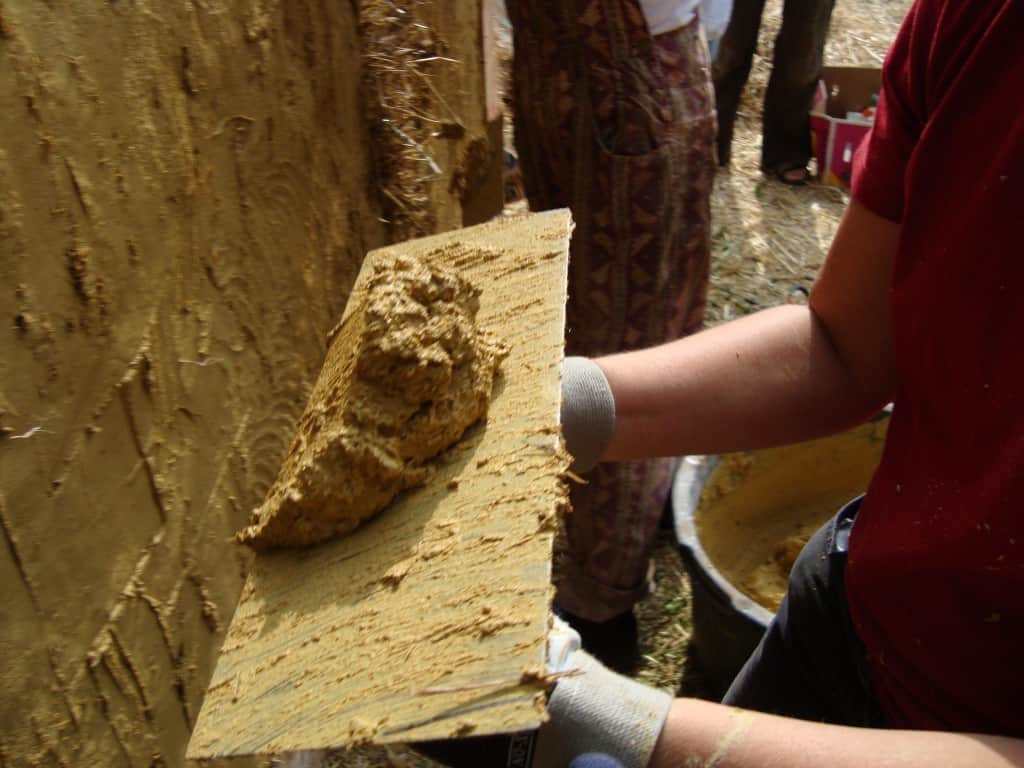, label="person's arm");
[596,197,900,461]
[652,697,1024,768]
